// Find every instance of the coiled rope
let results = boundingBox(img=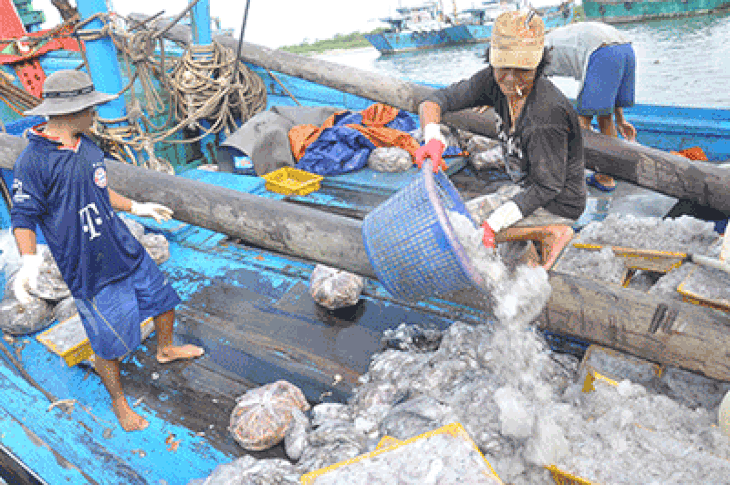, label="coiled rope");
[168,41,267,137]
